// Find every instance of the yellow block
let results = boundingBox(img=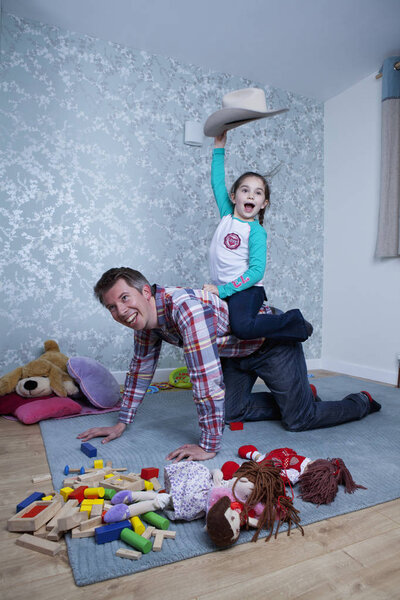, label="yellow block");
[144,480,154,491]
[94,459,104,469]
[60,486,74,501]
[104,473,114,479]
[80,505,92,515]
[130,516,145,535]
[84,487,105,498]
[81,498,104,506]
[41,495,53,501]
